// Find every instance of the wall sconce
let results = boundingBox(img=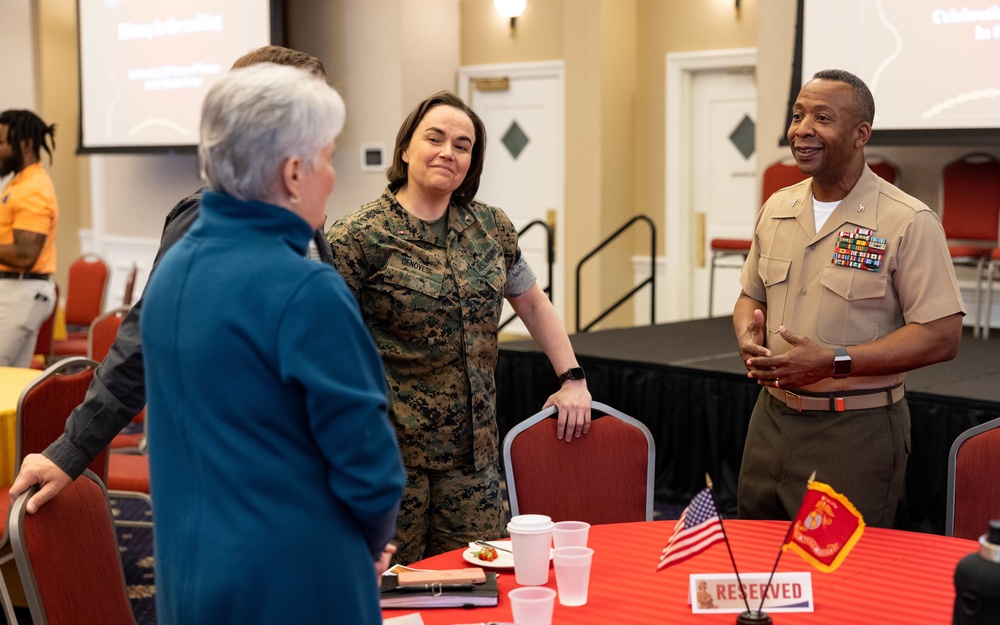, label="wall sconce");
[494,0,527,34]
